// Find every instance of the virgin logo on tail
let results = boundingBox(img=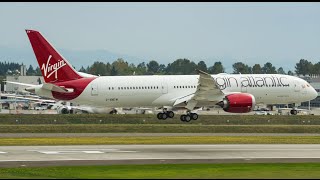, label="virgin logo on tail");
[41,55,67,79]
